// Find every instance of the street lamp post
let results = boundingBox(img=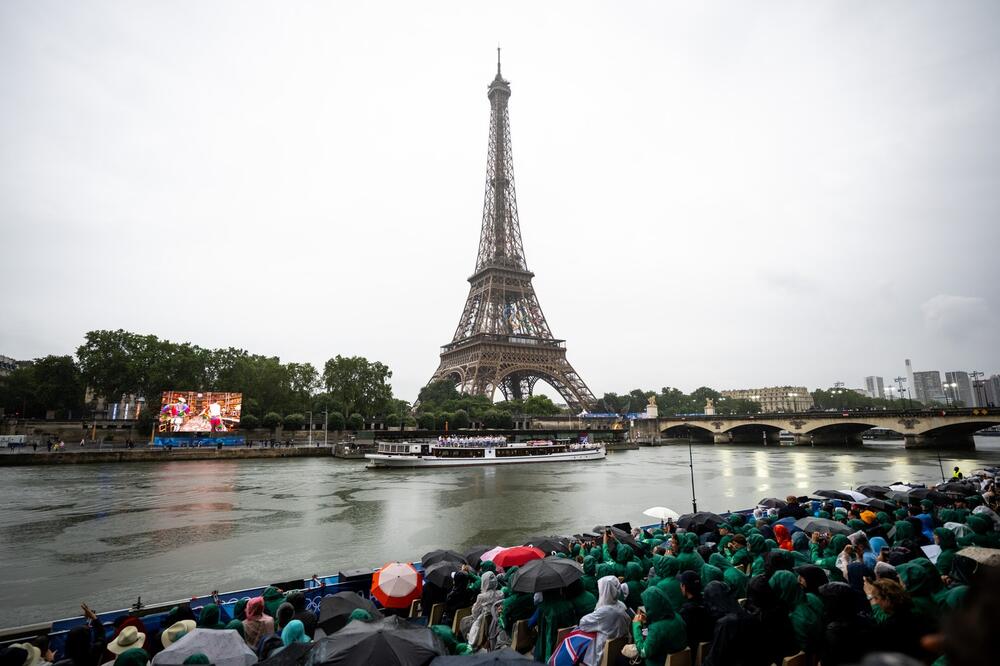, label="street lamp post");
[323,410,328,446]
[307,411,313,446]
[687,426,698,513]
[894,377,908,410]
[970,370,985,408]
[943,382,957,408]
